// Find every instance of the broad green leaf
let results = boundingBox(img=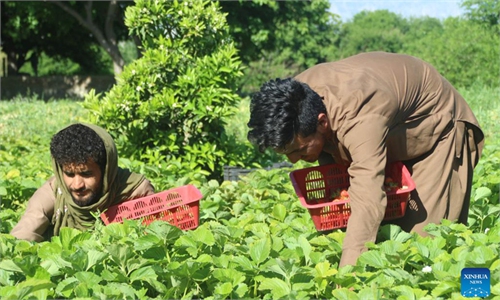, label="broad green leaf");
[357,250,386,268]
[358,286,387,299]
[130,266,157,283]
[74,271,102,285]
[133,234,162,251]
[245,223,270,236]
[55,277,79,298]
[235,283,249,298]
[314,261,338,278]
[272,203,287,222]
[271,235,284,253]
[0,186,7,196]
[17,278,56,298]
[258,278,290,299]
[0,269,13,286]
[298,235,312,265]
[0,259,23,273]
[310,235,333,246]
[331,288,360,300]
[192,226,215,246]
[13,240,37,254]
[58,227,83,250]
[196,253,213,263]
[37,242,63,260]
[451,246,469,262]
[431,280,460,297]
[106,244,134,267]
[86,250,108,270]
[392,285,416,300]
[126,257,150,274]
[491,282,500,296]
[214,282,232,296]
[249,238,271,266]
[5,169,20,179]
[74,283,90,298]
[32,266,51,281]
[102,222,132,240]
[233,202,246,216]
[232,256,254,271]
[468,246,497,265]
[212,268,245,286]
[474,187,492,200]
